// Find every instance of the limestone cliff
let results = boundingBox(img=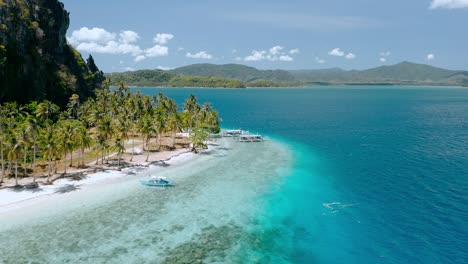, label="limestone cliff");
[0,0,104,107]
